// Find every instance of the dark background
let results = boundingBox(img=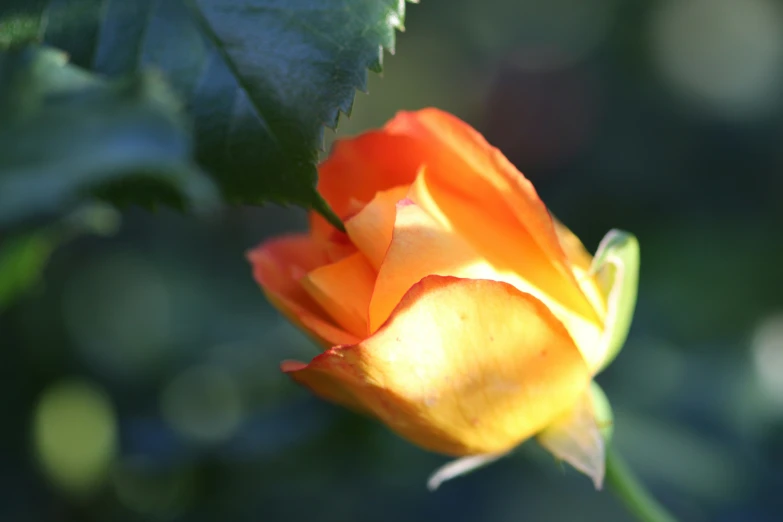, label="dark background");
[3,0,783,520]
